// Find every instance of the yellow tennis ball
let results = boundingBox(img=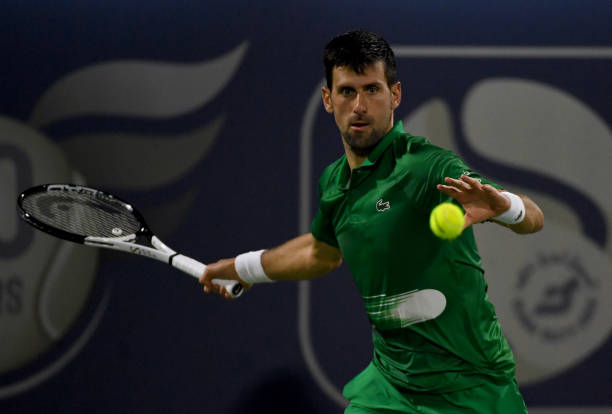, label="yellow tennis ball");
[430,202,465,240]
